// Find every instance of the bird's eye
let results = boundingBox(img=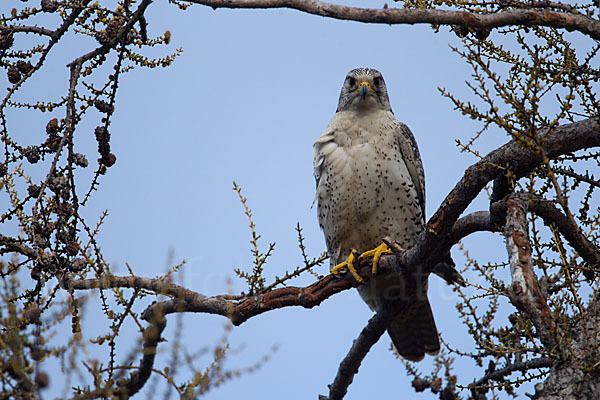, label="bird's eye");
[373,77,382,86]
[347,77,356,86]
